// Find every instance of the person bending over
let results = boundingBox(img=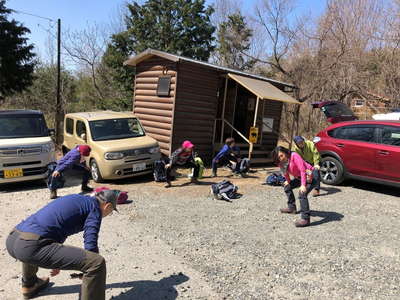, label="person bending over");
[271,146,318,227]
[49,145,93,199]
[293,136,321,197]
[6,189,120,300]
[165,140,199,188]
[212,137,241,177]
